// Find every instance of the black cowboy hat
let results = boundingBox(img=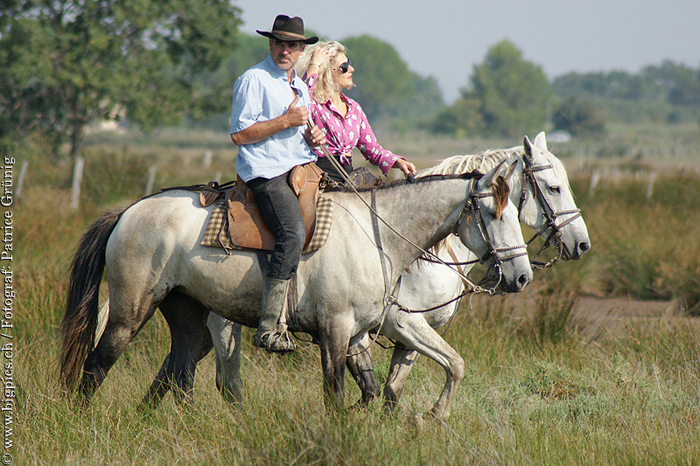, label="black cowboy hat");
[256,15,318,44]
